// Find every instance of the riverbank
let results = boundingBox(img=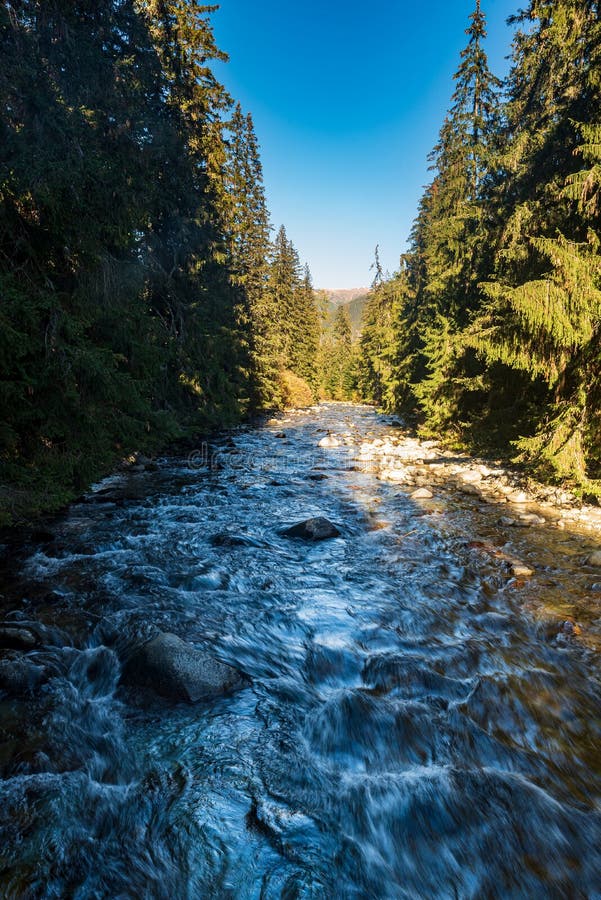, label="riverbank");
[346,416,601,538]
